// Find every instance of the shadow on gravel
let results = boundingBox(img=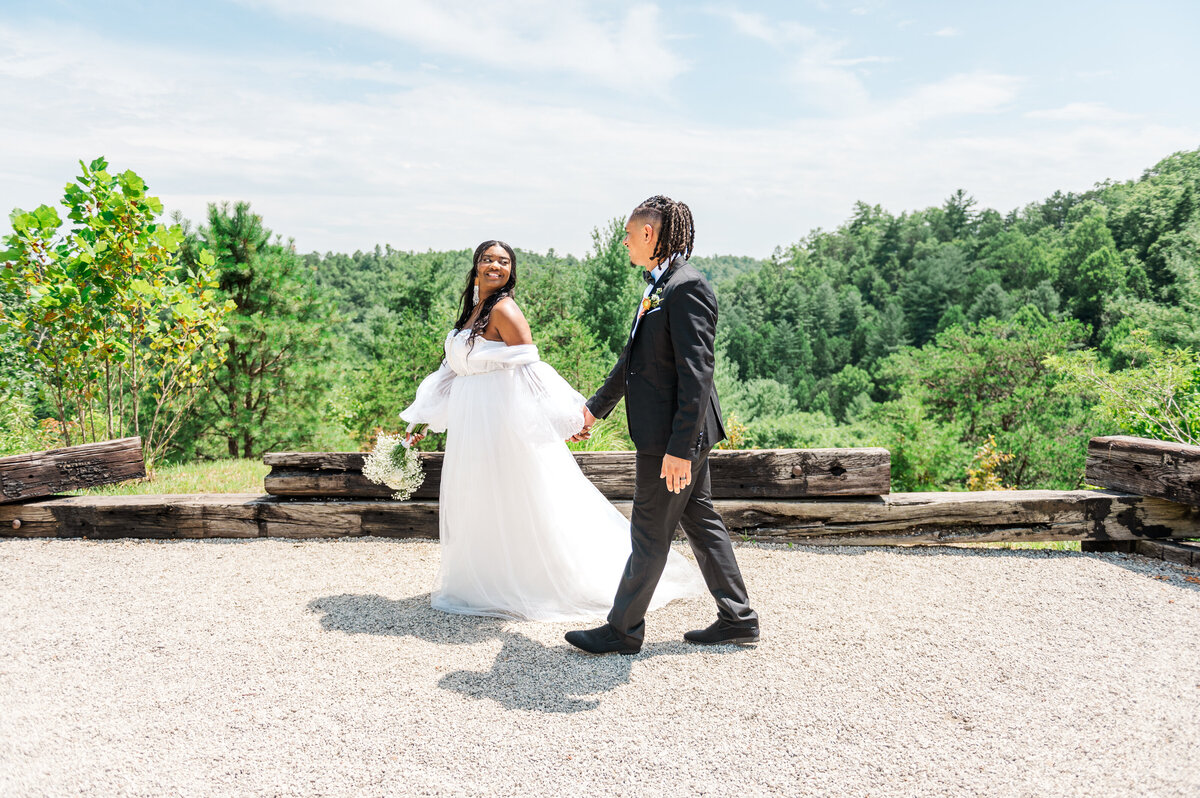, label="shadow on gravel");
[309,592,506,645]
[308,592,745,713]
